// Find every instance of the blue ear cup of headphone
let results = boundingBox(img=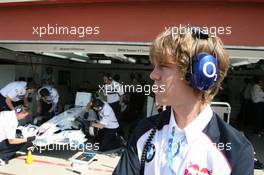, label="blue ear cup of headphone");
[191,52,219,91]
